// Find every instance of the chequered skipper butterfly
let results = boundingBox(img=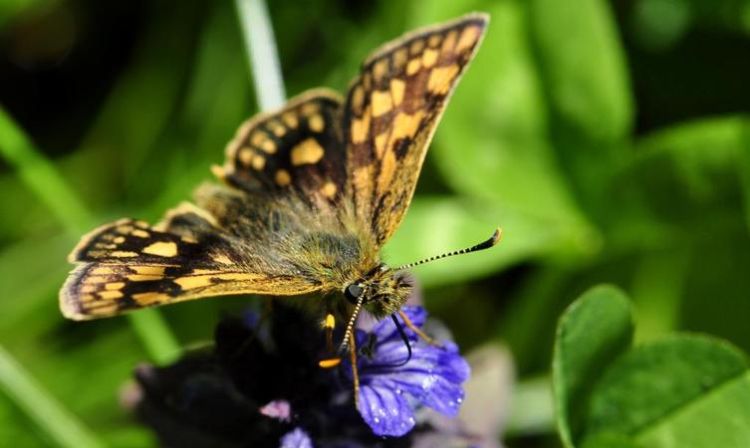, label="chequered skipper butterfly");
[60,14,497,345]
